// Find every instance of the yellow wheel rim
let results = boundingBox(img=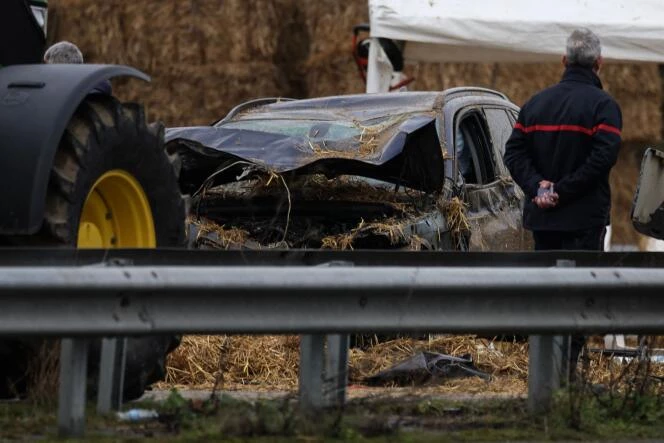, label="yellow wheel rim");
[77,169,156,248]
